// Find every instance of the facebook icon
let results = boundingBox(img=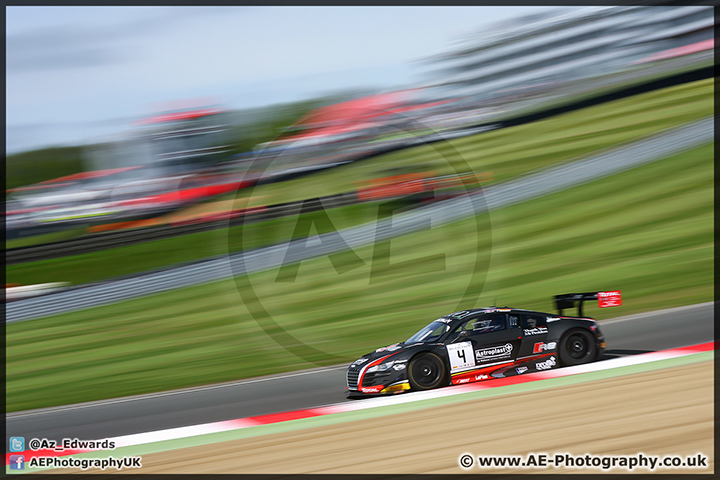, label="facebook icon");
[9,455,25,470]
